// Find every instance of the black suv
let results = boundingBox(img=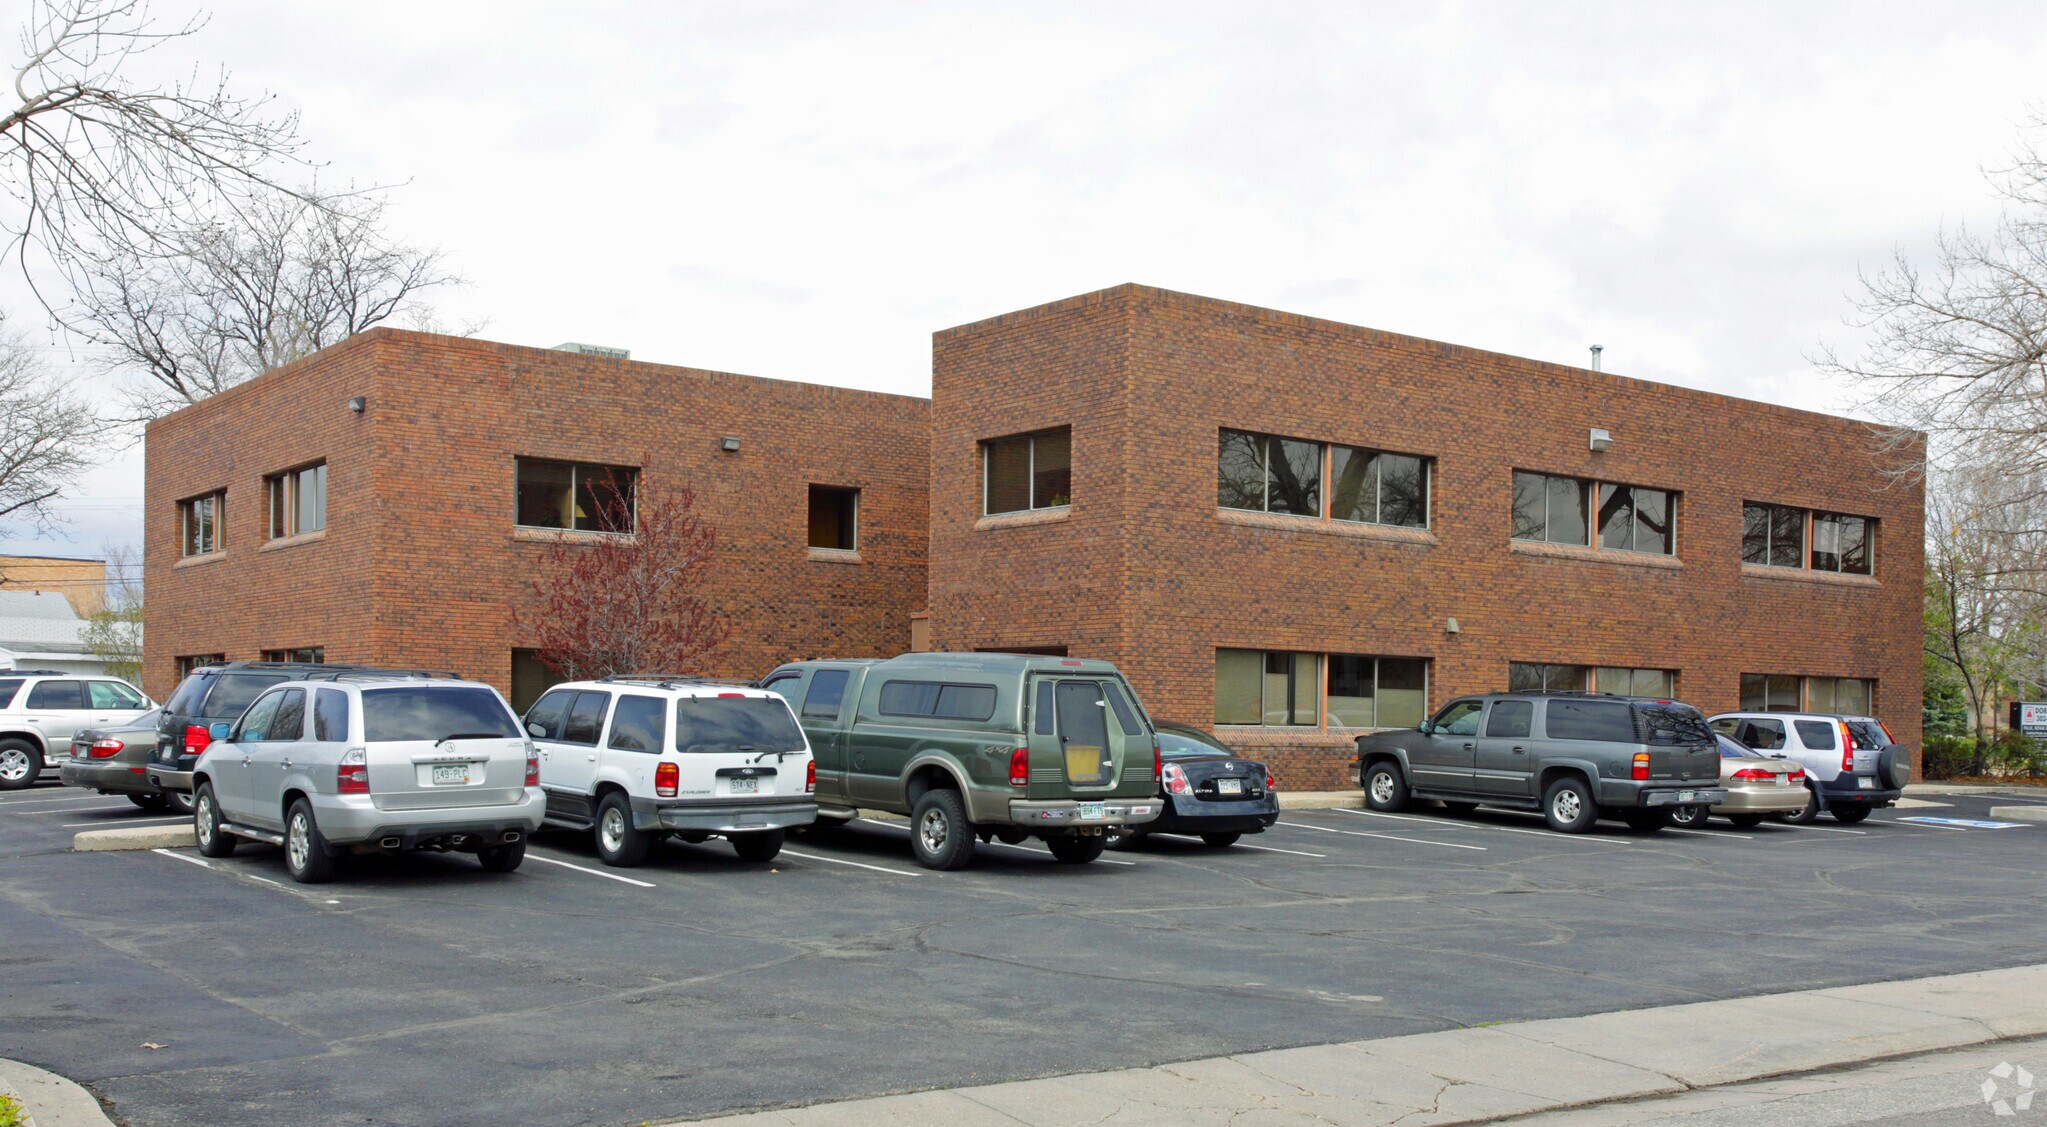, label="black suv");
[1353,691,1728,833]
[146,661,365,795]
